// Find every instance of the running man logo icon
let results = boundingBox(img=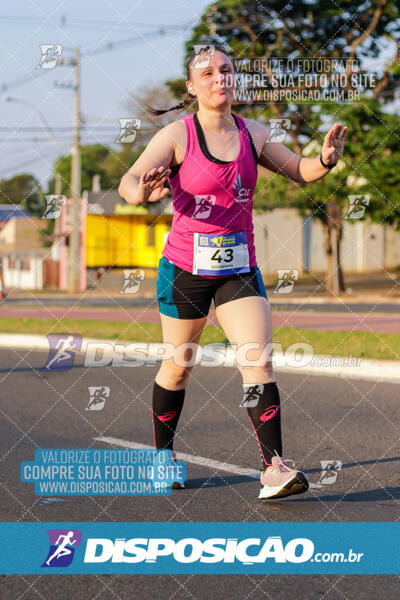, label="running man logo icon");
[42,529,82,568]
[42,334,82,372]
[86,386,110,411]
[42,195,67,219]
[240,384,264,408]
[120,269,146,293]
[268,119,291,143]
[310,460,342,488]
[192,195,216,219]
[191,45,215,69]
[36,44,62,69]
[117,118,141,144]
[345,195,370,220]
[274,269,299,294]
